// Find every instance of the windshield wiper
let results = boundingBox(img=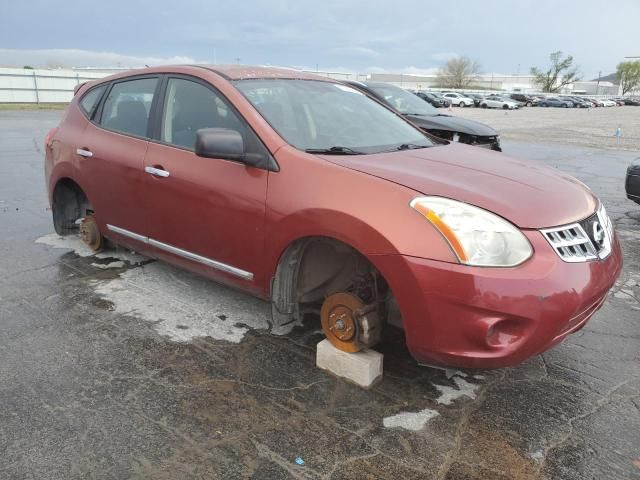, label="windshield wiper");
[305,146,364,155]
[396,143,429,151]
